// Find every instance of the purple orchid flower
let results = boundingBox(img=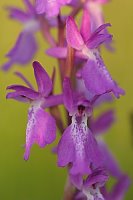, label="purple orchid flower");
[46,11,124,98]
[2,0,39,71]
[66,16,124,98]
[73,167,109,200]
[7,61,63,160]
[57,77,104,176]
[35,0,71,17]
[46,9,111,59]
